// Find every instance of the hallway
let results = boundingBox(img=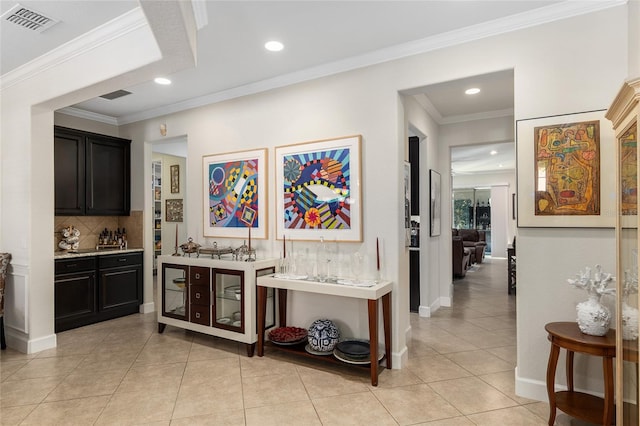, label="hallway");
[1,257,587,425]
